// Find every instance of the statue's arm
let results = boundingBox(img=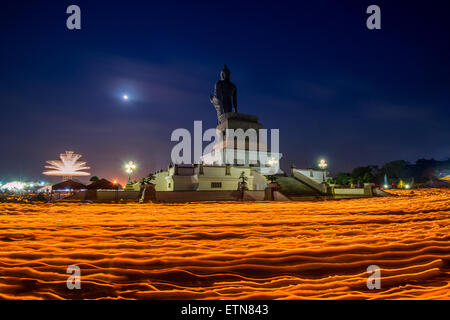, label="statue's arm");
[211,82,223,117]
[214,82,221,102]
